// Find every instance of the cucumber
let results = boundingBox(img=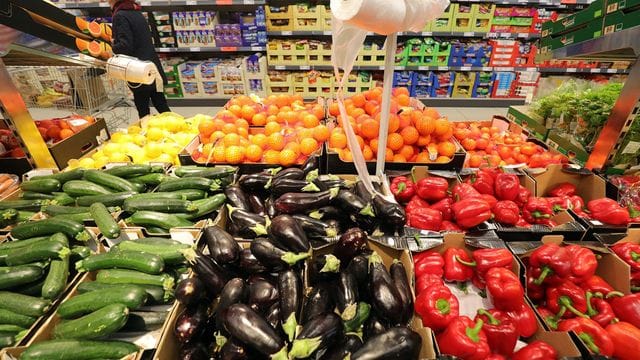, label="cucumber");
[0,200,46,211]
[0,209,18,228]
[42,255,69,299]
[76,250,164,274]
[13,278,45,296]
[62,181,113,197]
[0,308,36,328]
[95,269,174,291]
[135,237,183,246]
[90,203,120,239]
[4,240,69,266]
[0,335,14,347]
[21,191,55,200]
[177,193,225,220]
[57,286,147,319]
[0,324,26,335]
[145,227,170,235]
[76,282,169,304]
[42,206,91,216]
[183,166,236,179]
[70,246,91,260]
[173,166,205,177]
[10,218,90,241]
[171,189,207,200]
[128,192,184,201]
[76,191,135,207]
[128,173,167,186]
[126,211,193,230]
[157,177,216,192]
[83,170,141,193]
[0,265,43,289]
[0,291,50,316]
[0,237,51,254]
[20,339,139,360]
[113,240,188,265]
[54,303,129,339]
[16,211,36,222]
[104,164,152,178]
[149,165,165,174]
[50,193,75,206]
[30,168,85,184]
[120,311,167,332]
[123,198,197,213]
[21,179,61,194]
[53,213,92,223]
